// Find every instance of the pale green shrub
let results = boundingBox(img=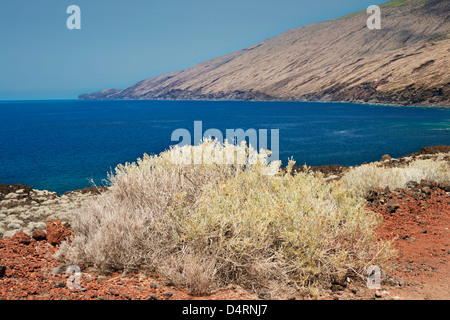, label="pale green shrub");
[174,163,391,291]
[57,140,392,295]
